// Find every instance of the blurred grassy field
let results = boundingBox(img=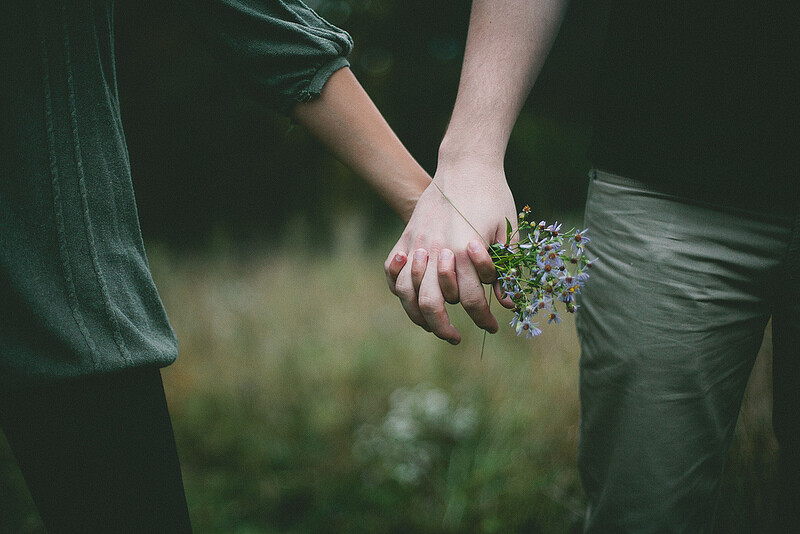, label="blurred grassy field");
[0,223,779,533]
